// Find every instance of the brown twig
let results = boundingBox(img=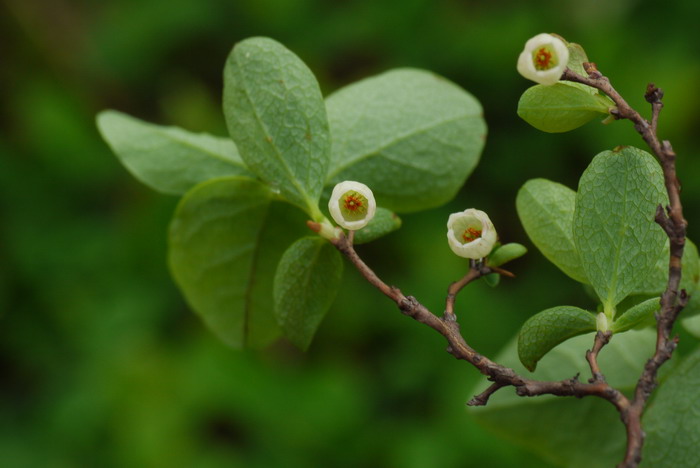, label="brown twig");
[562,66,687,468]
[586,331,612,383]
